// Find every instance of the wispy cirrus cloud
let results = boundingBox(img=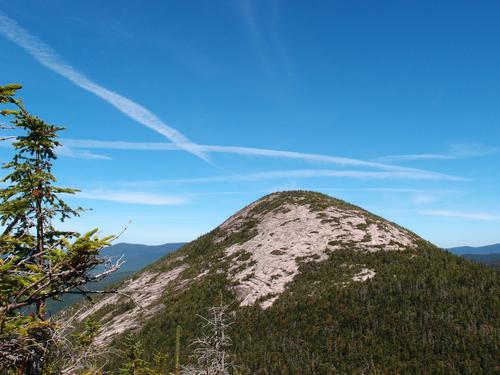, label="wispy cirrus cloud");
[124,168,464,188]
[62,138,453,174]
[322,187,458,193]
[410,193,443,205]
[235,0,271,71]
[377,143,498,162]
[234,0,293,77]
[0,11,208,162]
[75,190,188,206]
[418,209,499,221]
